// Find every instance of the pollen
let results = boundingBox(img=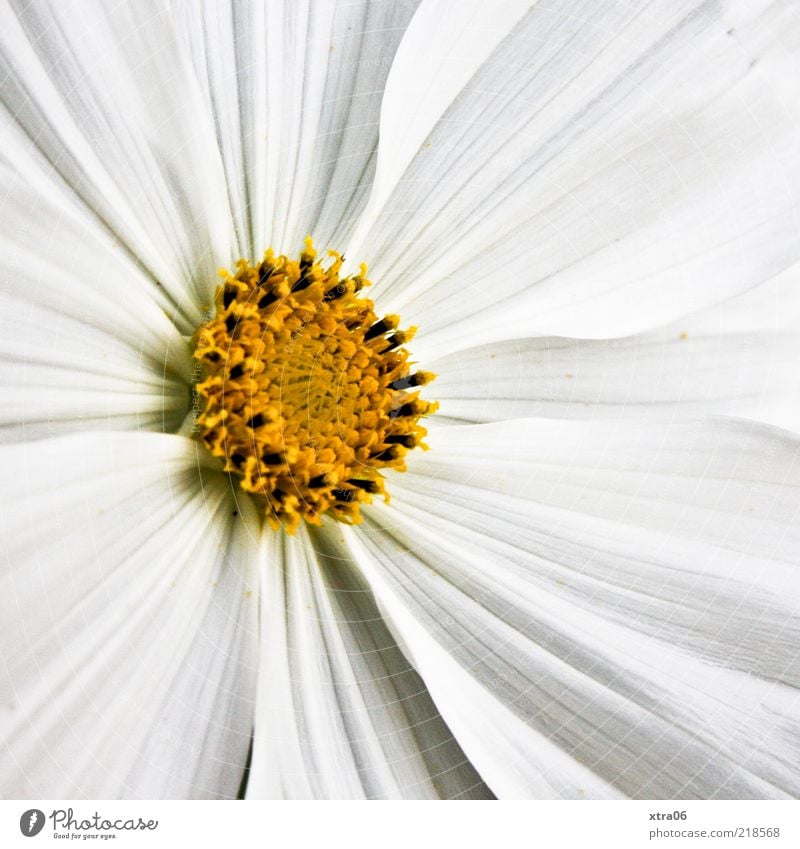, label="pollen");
[192,238,437,533]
